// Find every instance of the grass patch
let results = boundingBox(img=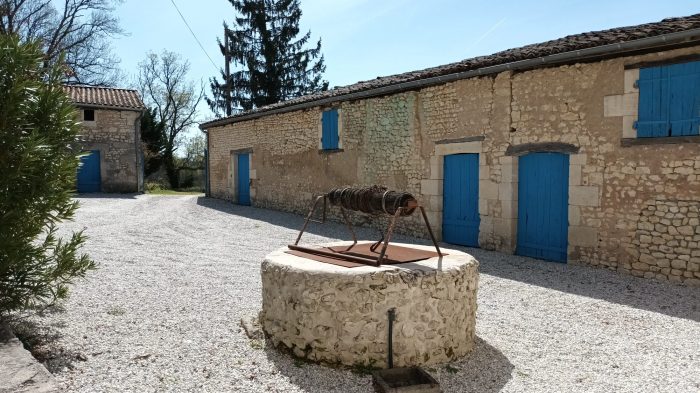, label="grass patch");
[249,339,263,350]
[444,364,460,374]
[107,306,126,316]
[146,189,203,196]
[351,360,380,375]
